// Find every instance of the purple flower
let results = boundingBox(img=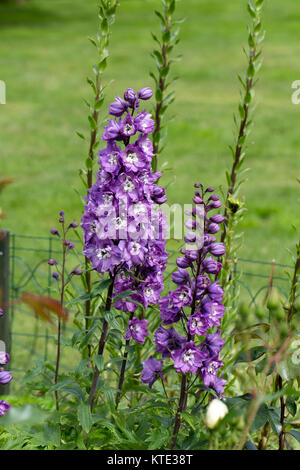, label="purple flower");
[99,142,121,174]
[176,256,191,268]
[152,183,226,395]
[196,275,210,292]
[52,272,59,281]
[201,330,225,358]
[120,113,136,138]
[0,352,10,365]
[208,223,220,234]
[171,286,193,308]
[0,400,11,417]
[48,258,57,266]
[138,87,153,100]
[141,356,164,389]
[50,228,60,237]
[134,110,155,134]
[120,144,147,173]
[207,281,224,301]
[0,308,3,317]
[71,269,83,276]
[188,313,210,336]
[102,119,120,140]
[200,357,225,396]
[200,298,225,327]
[159,296,181,325]
[171,268,190,285]
[84,241,122,274]
[202,257,222,275]
[172,341,206,374]
[0,371,12,384]
[209,214,224,224]
[125,318,148,344]
[109,95,128,117]
[124,88,137,106]
[209,243,226,257]
[154,326,186,358]
[68,222,79,229]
